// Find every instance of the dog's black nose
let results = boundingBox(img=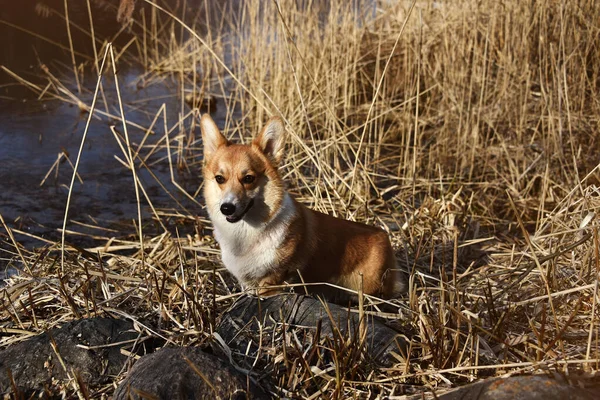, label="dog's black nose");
[220,203,236,216]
